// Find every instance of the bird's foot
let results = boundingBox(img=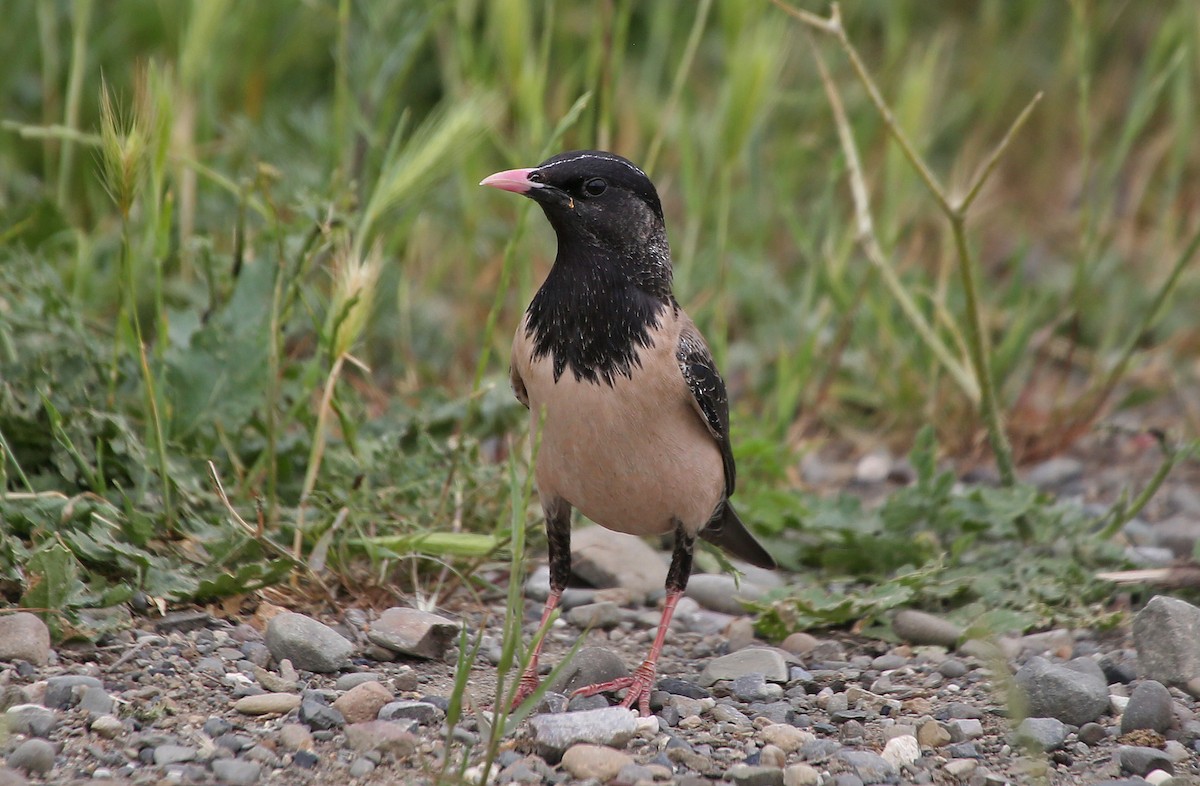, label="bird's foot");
[572,661,657,716]
[510,670,541,711]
